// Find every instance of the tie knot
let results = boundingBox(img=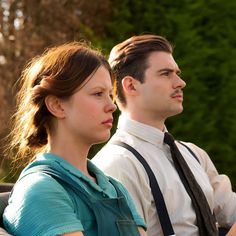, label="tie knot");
[163,132,175,146]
